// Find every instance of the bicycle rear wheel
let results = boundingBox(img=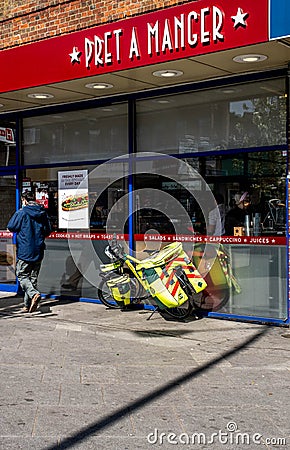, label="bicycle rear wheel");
[97,277,143,309]
[97,278,121,309]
